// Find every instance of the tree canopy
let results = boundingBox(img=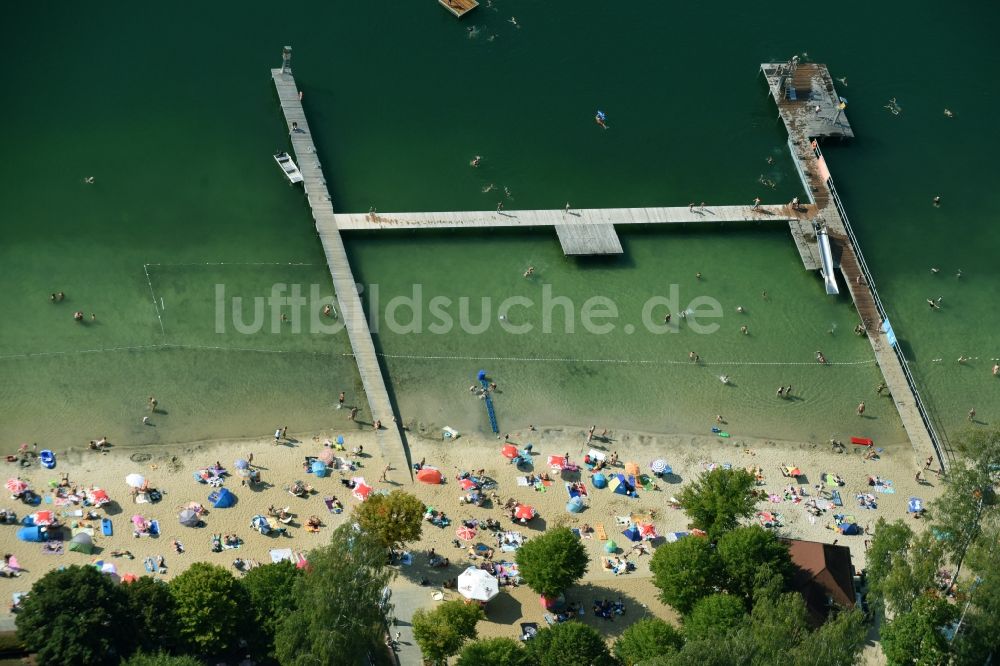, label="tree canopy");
[121,653,204,666]
[168,562,248,657]
[124,577,178,656]
[457,637,530,666]
[413,599,484,665]
[274,525,394,665]
[612,617,683,665]
[649,535,723,614]
[678,467,757,539]
[515,527,588,599]
[683,593,747,643]
[716,525,793,603]
[880,596,957,666]
[15,565,135,666]
[524,621,615,666]
[353,489,425,550]
[240,561,301,658]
